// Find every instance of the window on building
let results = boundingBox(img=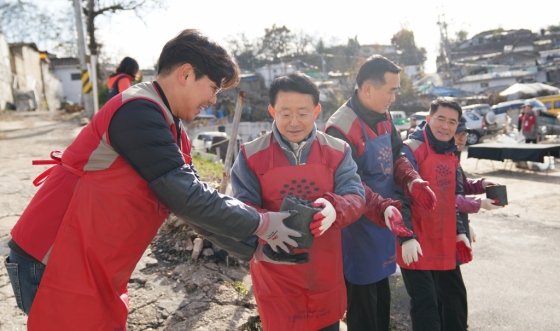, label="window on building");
[71,73,81,81]
[480,82,489,88]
